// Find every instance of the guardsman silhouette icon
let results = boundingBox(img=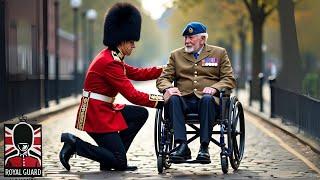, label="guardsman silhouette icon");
[5,122,41,168]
